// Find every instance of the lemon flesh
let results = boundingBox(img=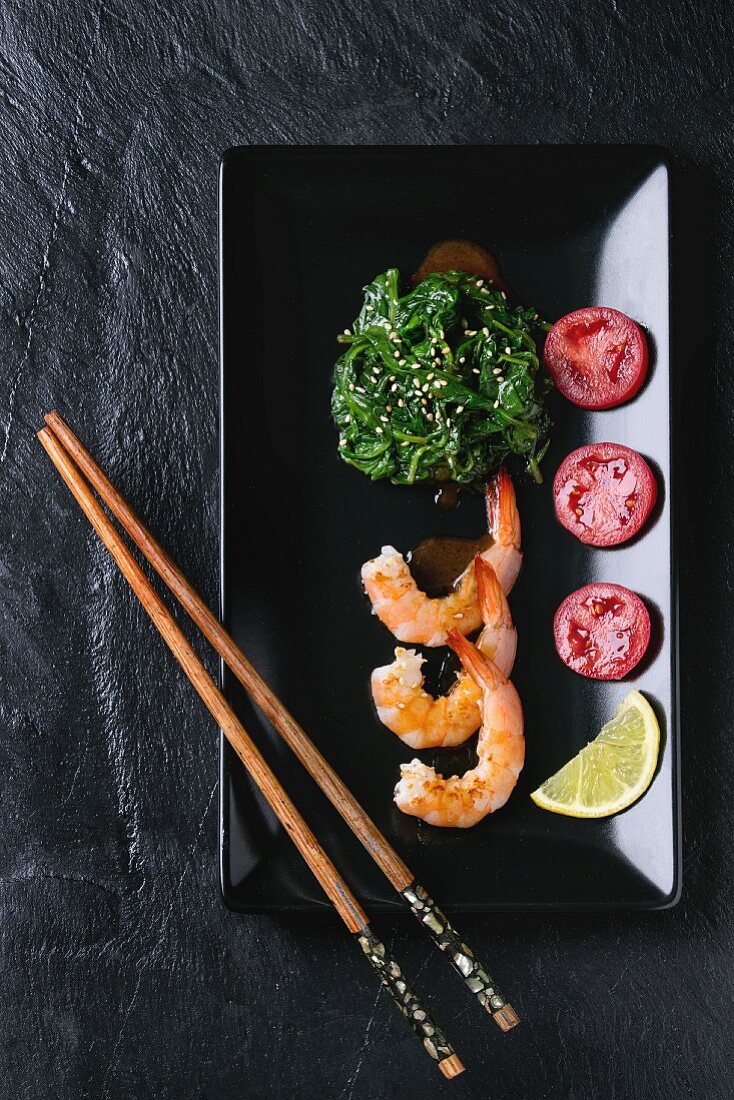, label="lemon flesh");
[531,690,660,818]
